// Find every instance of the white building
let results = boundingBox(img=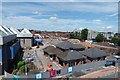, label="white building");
[17,28,33,48]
